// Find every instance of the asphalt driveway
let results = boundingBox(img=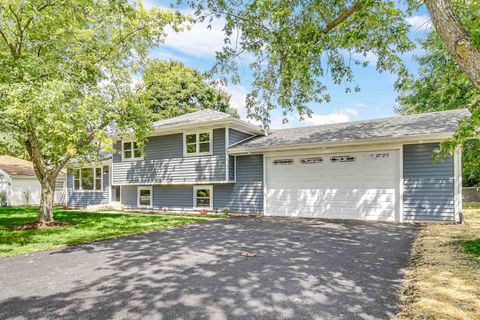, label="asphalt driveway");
[0,217,418,320]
